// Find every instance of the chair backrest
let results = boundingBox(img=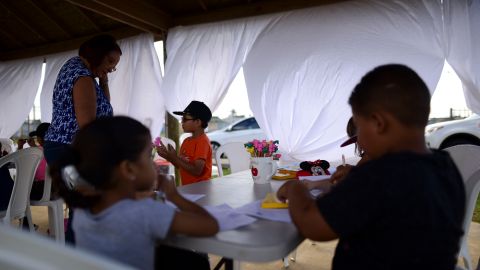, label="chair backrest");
[35,164,52,202]
[215,142,251,177]
[0,224,135,270]
[0,148,43,222]
[444,145,480,256]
